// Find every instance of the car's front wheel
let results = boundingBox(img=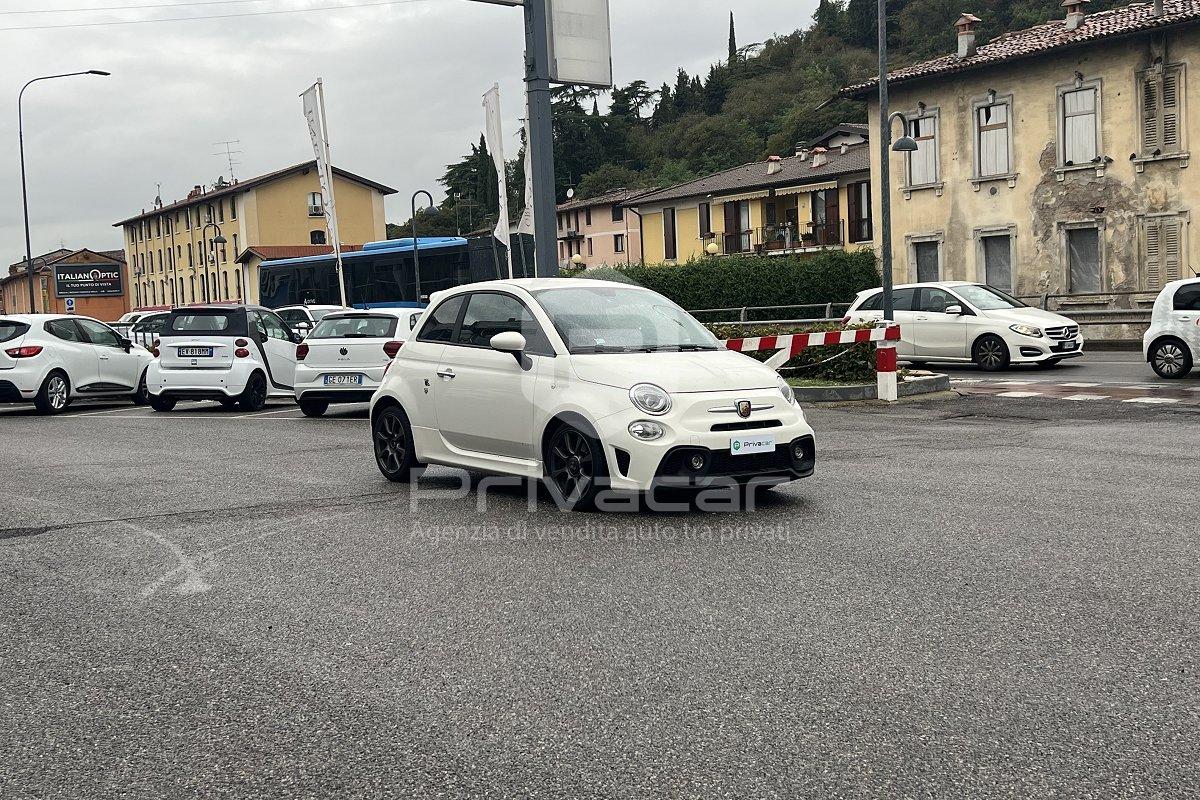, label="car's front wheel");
[973,334,1011,371]
[238,372,268,411]
[34,371,70,415]
[1149,338,1193,379]
[545,423,608,511]
[373,404,423,482]
[132,369,150,405]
